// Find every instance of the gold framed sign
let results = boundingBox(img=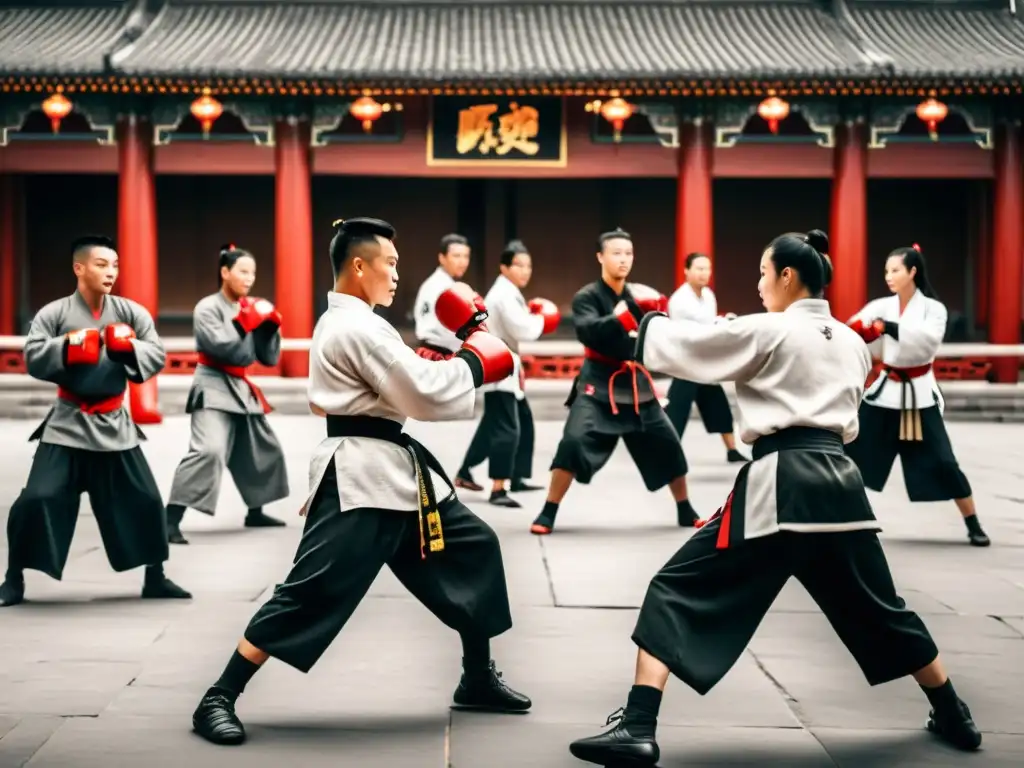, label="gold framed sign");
[427,96,567,167]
